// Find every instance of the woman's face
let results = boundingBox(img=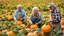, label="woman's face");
[33,10,38,15]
